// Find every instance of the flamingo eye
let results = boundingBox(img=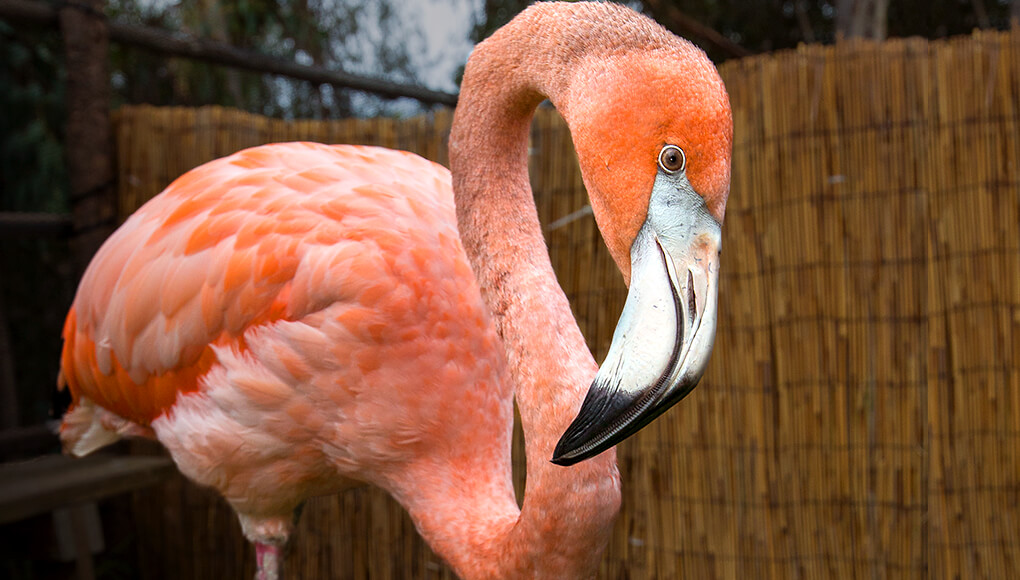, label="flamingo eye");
[657,145,686,174]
